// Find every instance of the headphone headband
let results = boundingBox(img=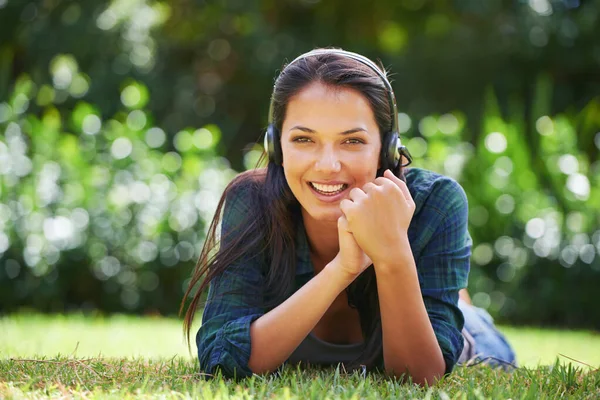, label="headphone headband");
[268,49,398,134]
